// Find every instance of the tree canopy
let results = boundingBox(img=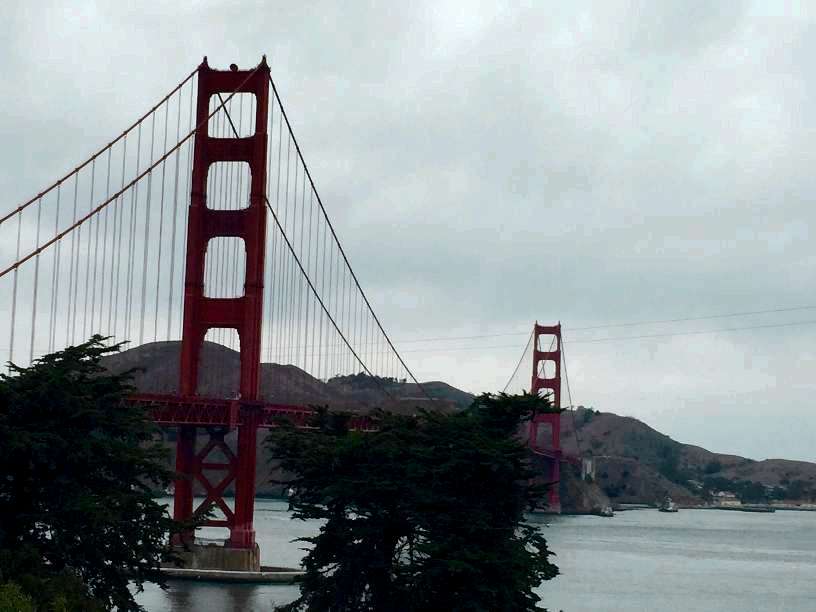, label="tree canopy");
[0,336,178,611]
[269,392,559,612]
